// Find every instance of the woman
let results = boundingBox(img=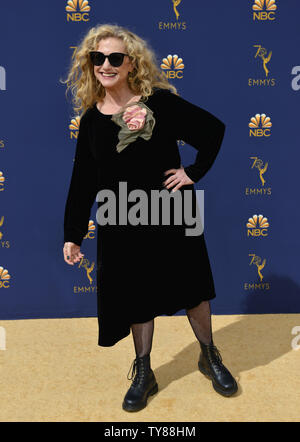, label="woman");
[62,24,238,412]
